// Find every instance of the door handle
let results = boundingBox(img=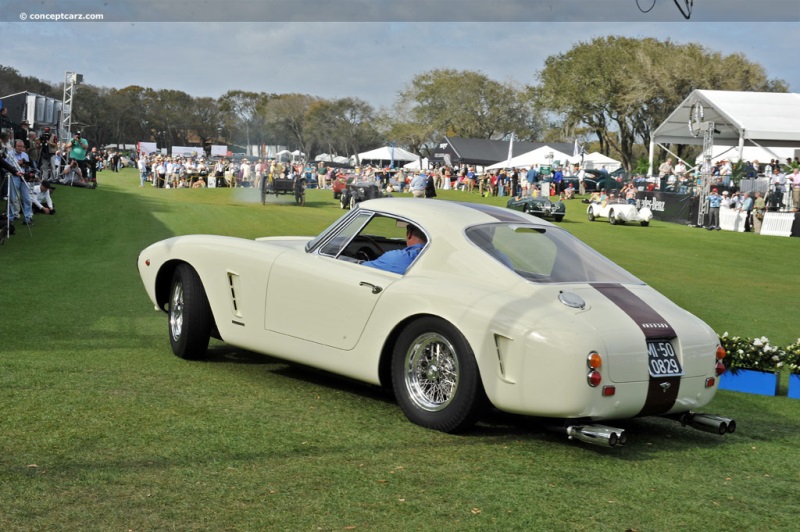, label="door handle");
[359,281,383,294]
